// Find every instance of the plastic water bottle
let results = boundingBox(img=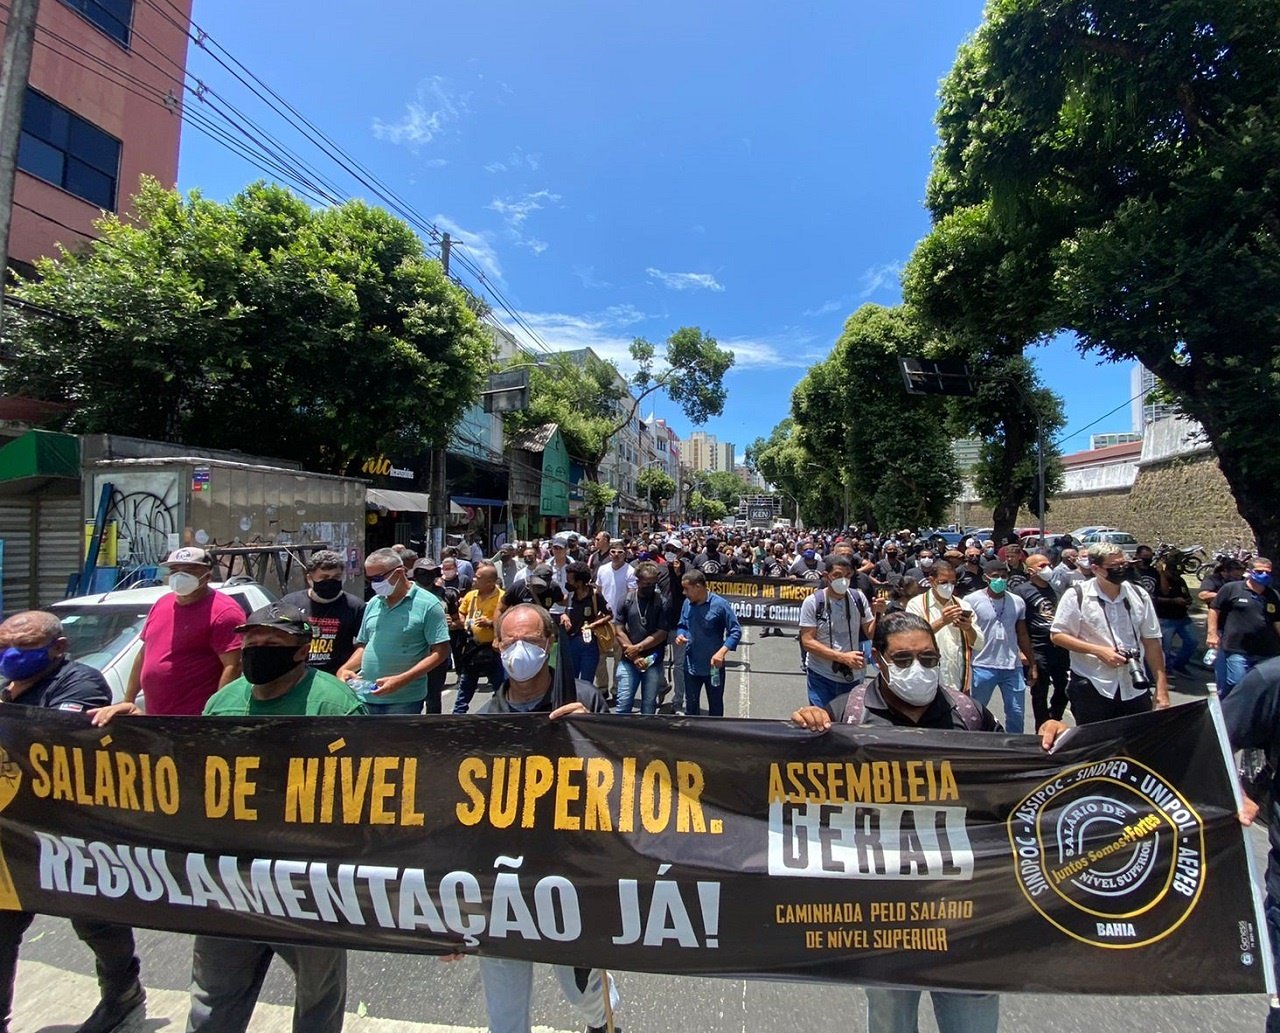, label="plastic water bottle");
[348,677,378,701]
[710,665,721,689]
[1202,648,1218,668]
